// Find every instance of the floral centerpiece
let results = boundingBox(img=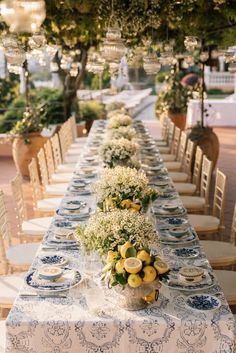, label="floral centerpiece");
[93,166,158,212]
[107,114,132,129]
[76,209,156,256]
[99,138,137,168]
[106,126,136,141]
